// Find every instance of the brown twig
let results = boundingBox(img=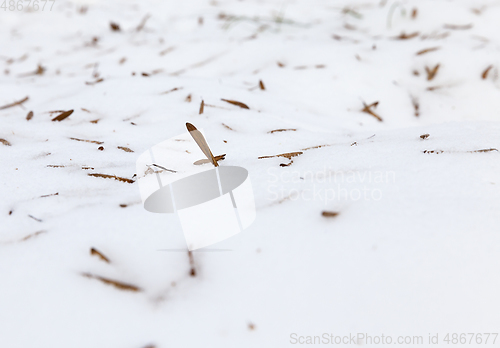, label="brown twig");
[0,96,29,110]
[87,173,134,183]
[361,101,383,122]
